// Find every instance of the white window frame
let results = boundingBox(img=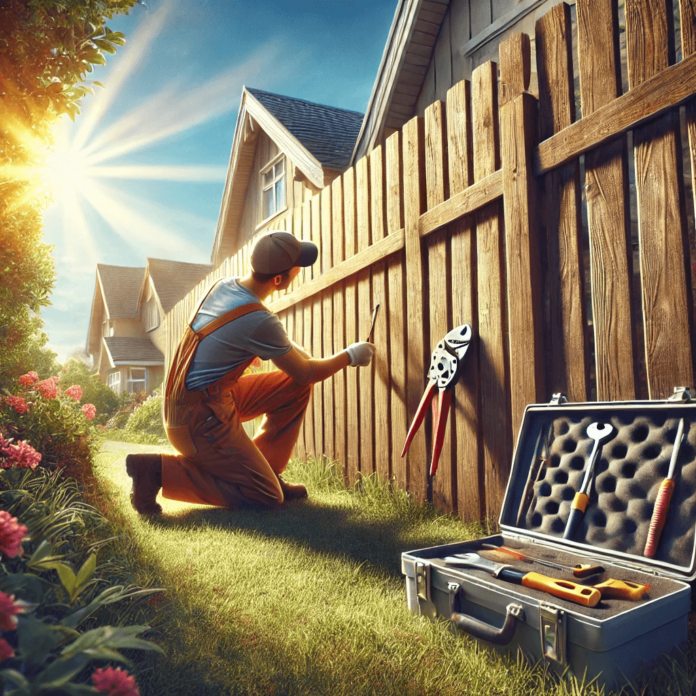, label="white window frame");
[260,154,286,223]
[108,372,121,392]
[145,299,160,331]
[127,367,147,394]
